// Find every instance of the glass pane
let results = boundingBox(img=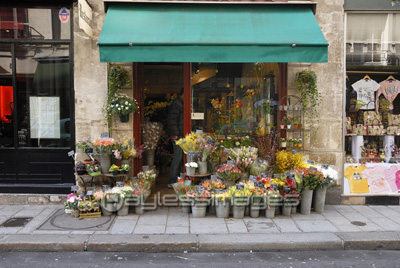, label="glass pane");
[0,44,13,147]
[346,13,400,66]
[16,44,71,147]
[191,63,279,136]
[0,7,70,40]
